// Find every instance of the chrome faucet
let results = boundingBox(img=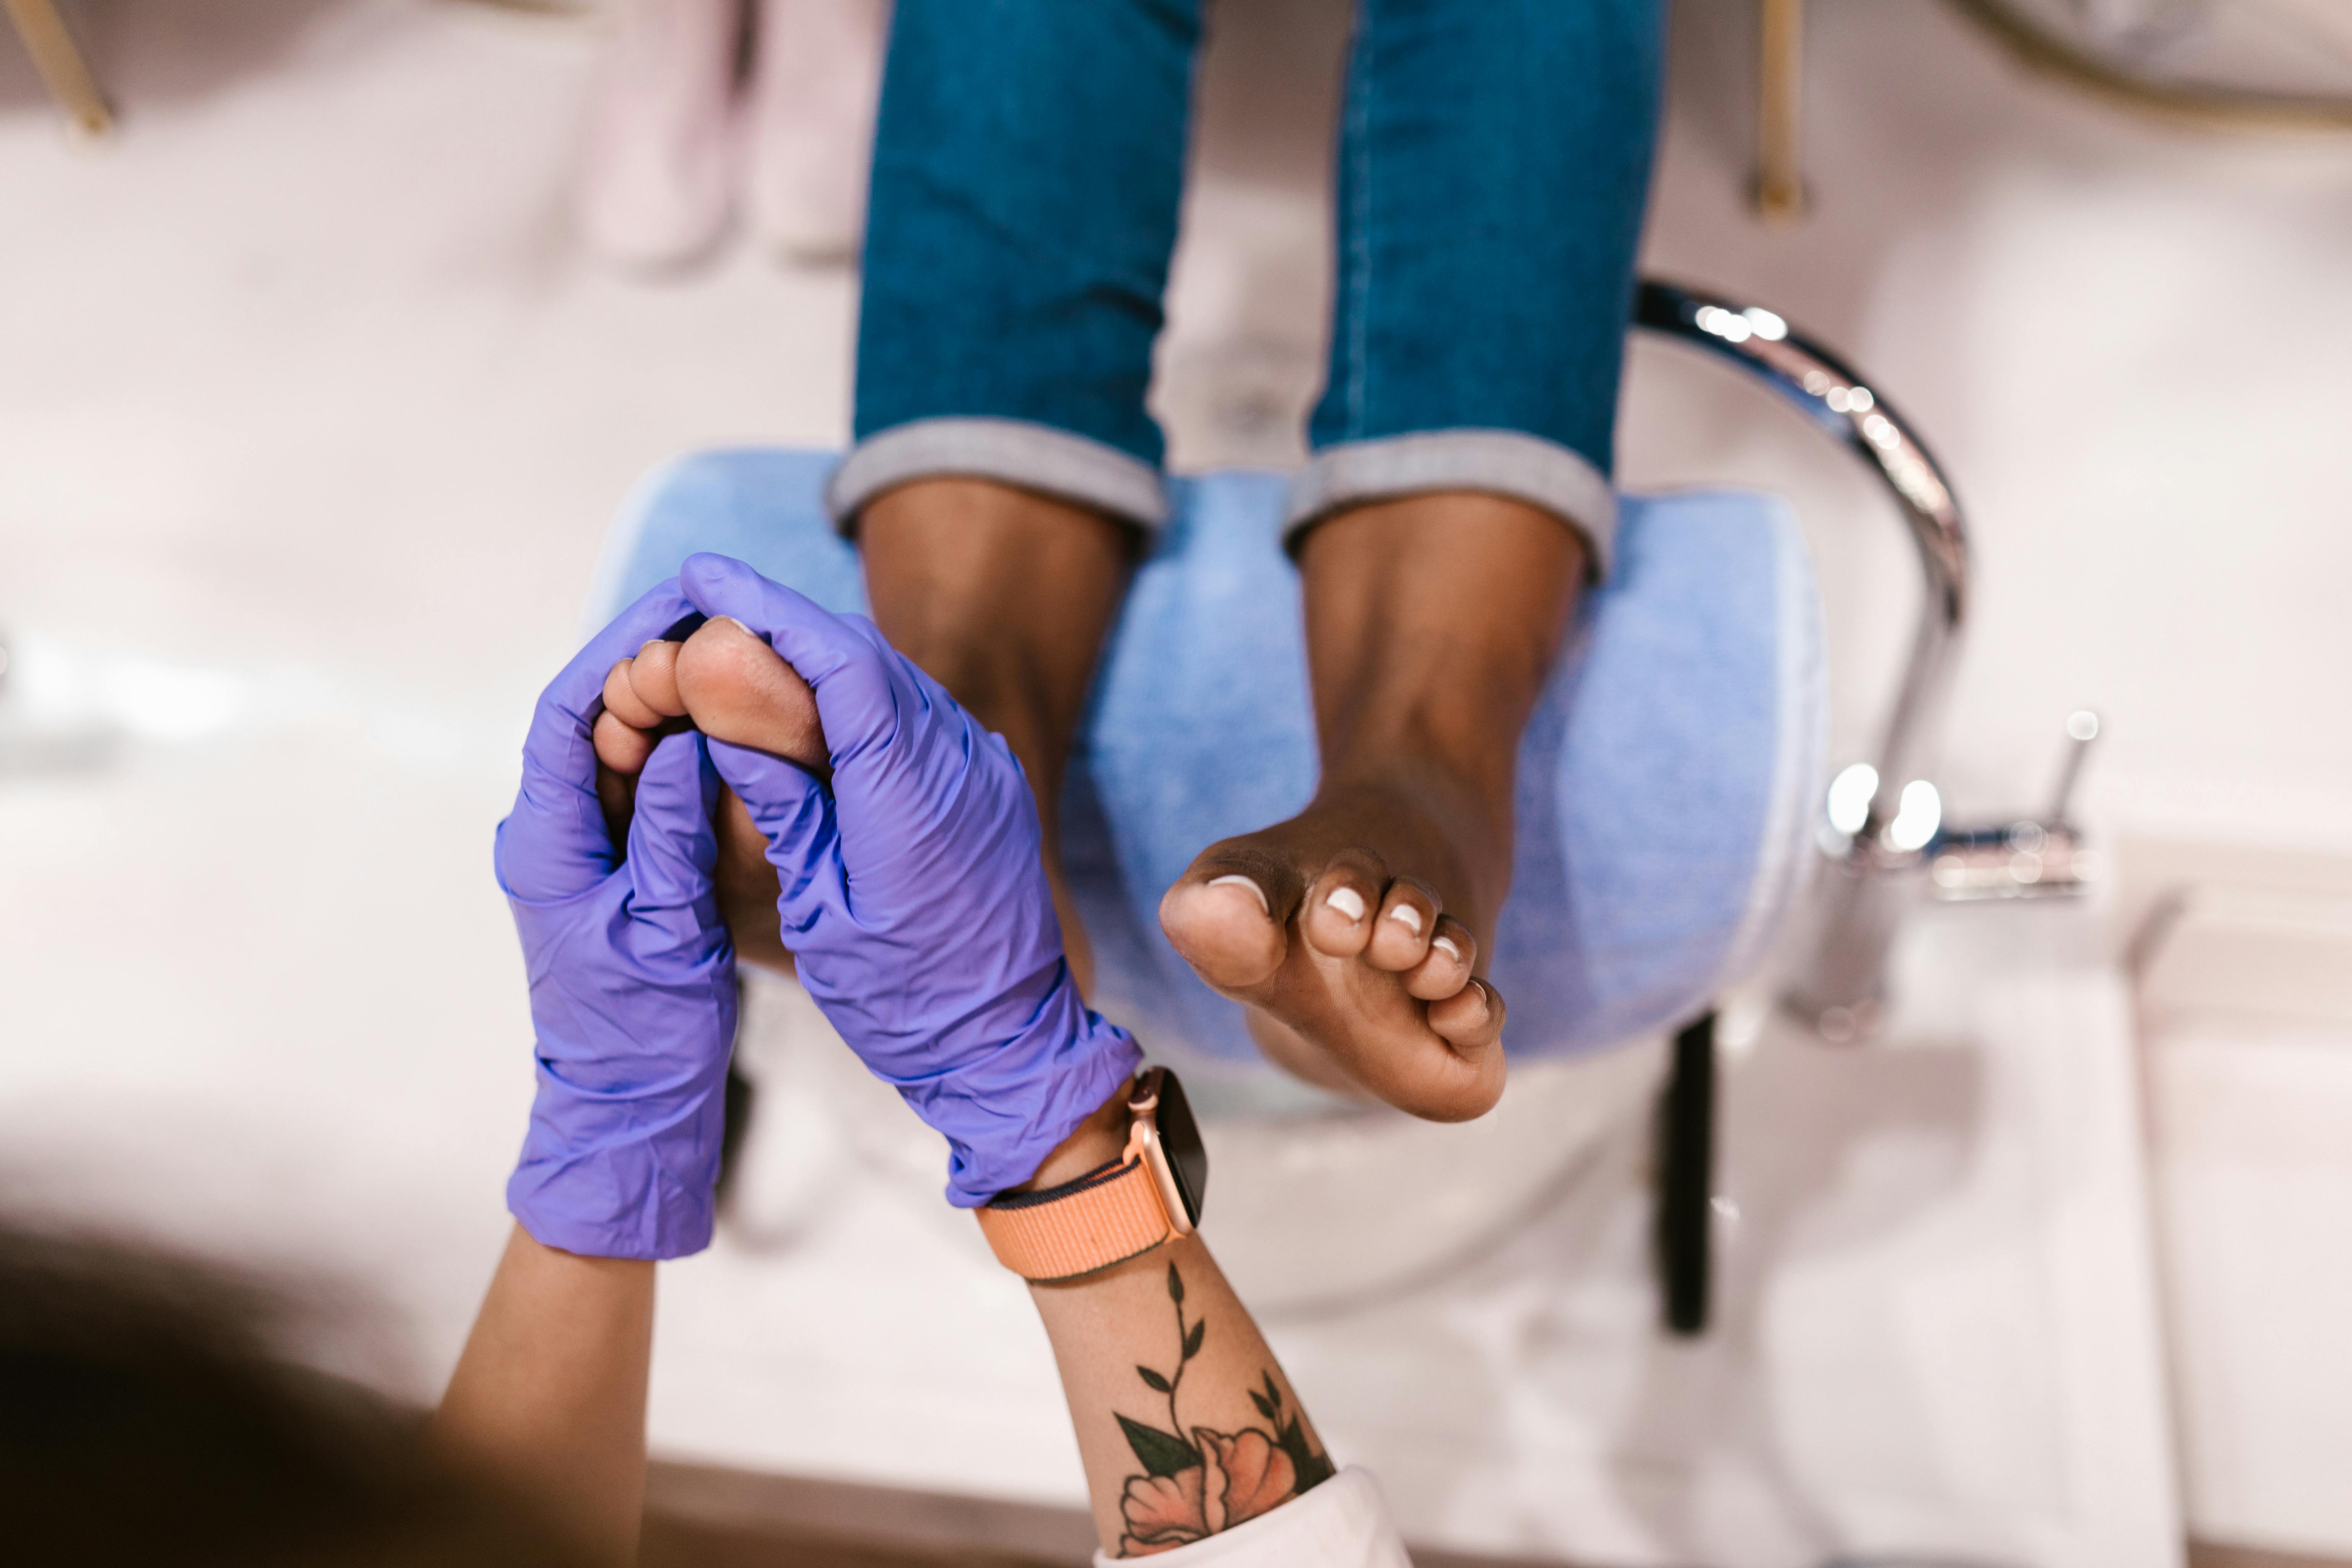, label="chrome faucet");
[1633,280,1984,1040]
